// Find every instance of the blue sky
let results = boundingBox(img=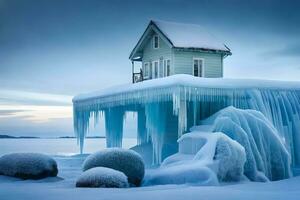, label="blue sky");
[0,0,300,137]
